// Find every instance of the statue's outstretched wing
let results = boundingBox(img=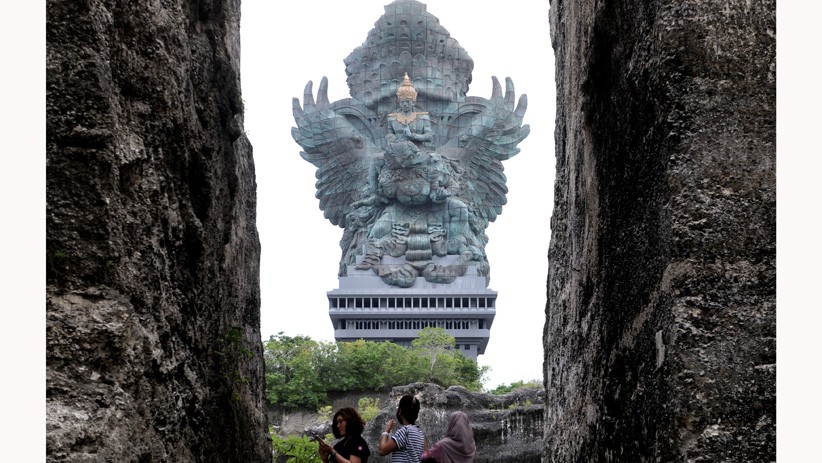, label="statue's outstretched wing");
[449,76,530,226]
[292,77,382,228]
